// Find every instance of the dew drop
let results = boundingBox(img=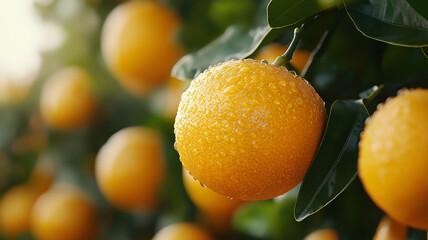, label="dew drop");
[199,181,206,188]
[226,196,234,200]
[279,81,287,87]
[173,142,178,150]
